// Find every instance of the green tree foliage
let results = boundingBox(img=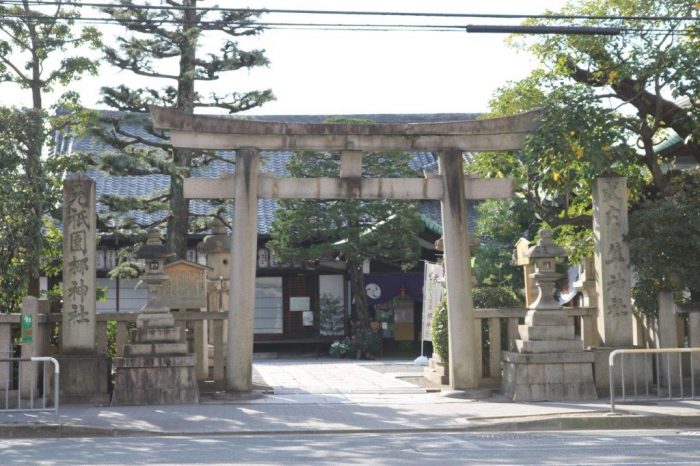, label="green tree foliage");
[522,0,698,192]
[431,297,449,364]
[0,1,100,303]
[93,0,274,258]
[628,170,700,315]
[471,81,644,260]
[431,287,522,367]
[267,143,423,328]
[473,198,538,289]
[470,0,699,314]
